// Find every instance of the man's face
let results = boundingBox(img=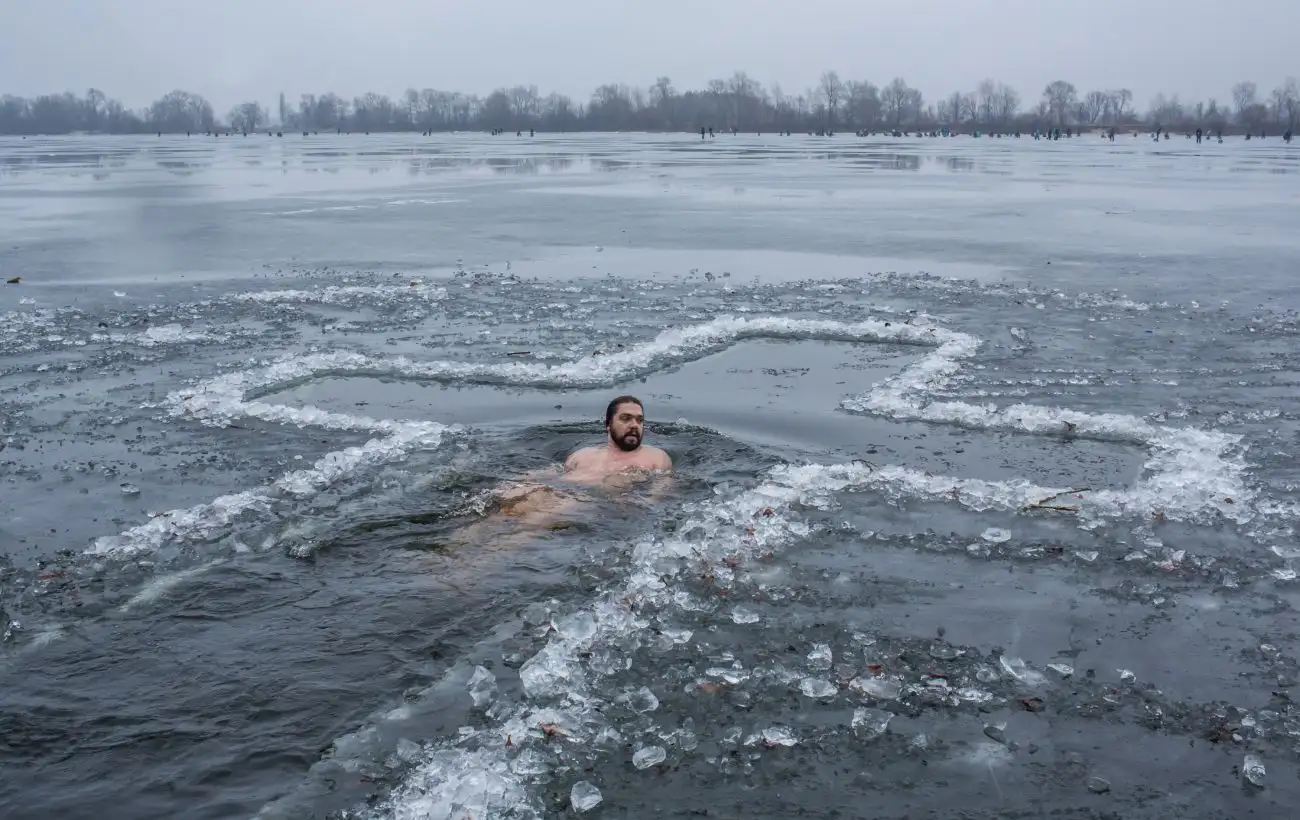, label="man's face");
[607,402,644,452]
